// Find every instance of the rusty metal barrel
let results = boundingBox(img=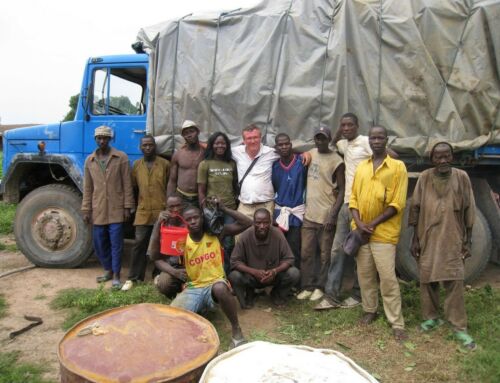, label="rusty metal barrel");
[58,303,219,383]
